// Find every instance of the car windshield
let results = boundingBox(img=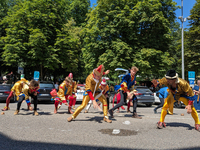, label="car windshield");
[39,83,54,88]
[0,85,10,90]
[136,88,152,93]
